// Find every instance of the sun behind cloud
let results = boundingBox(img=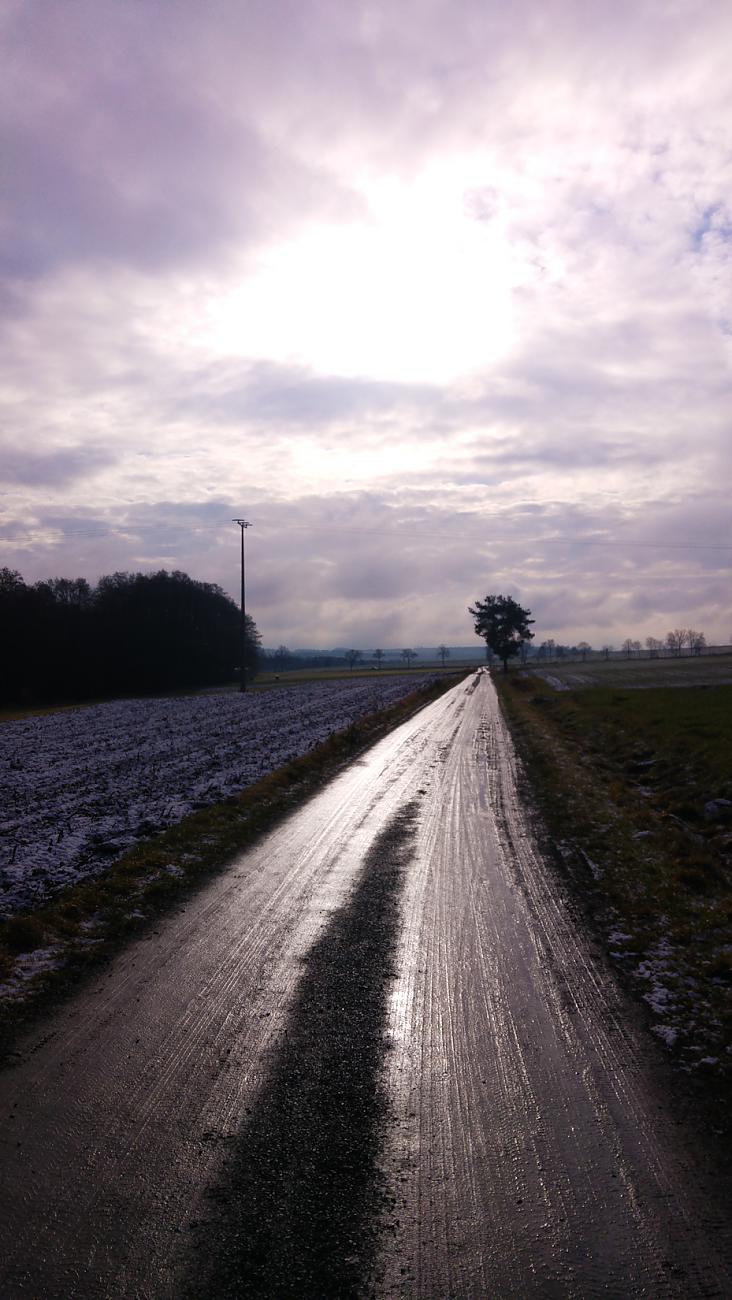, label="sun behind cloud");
[204,165,518,384]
